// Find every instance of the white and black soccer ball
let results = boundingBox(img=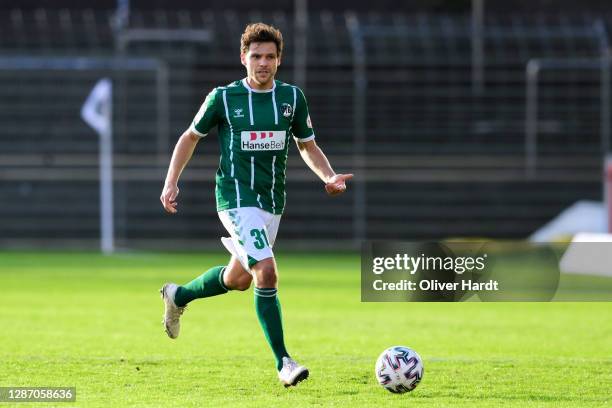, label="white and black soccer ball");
[375,346,424,393]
